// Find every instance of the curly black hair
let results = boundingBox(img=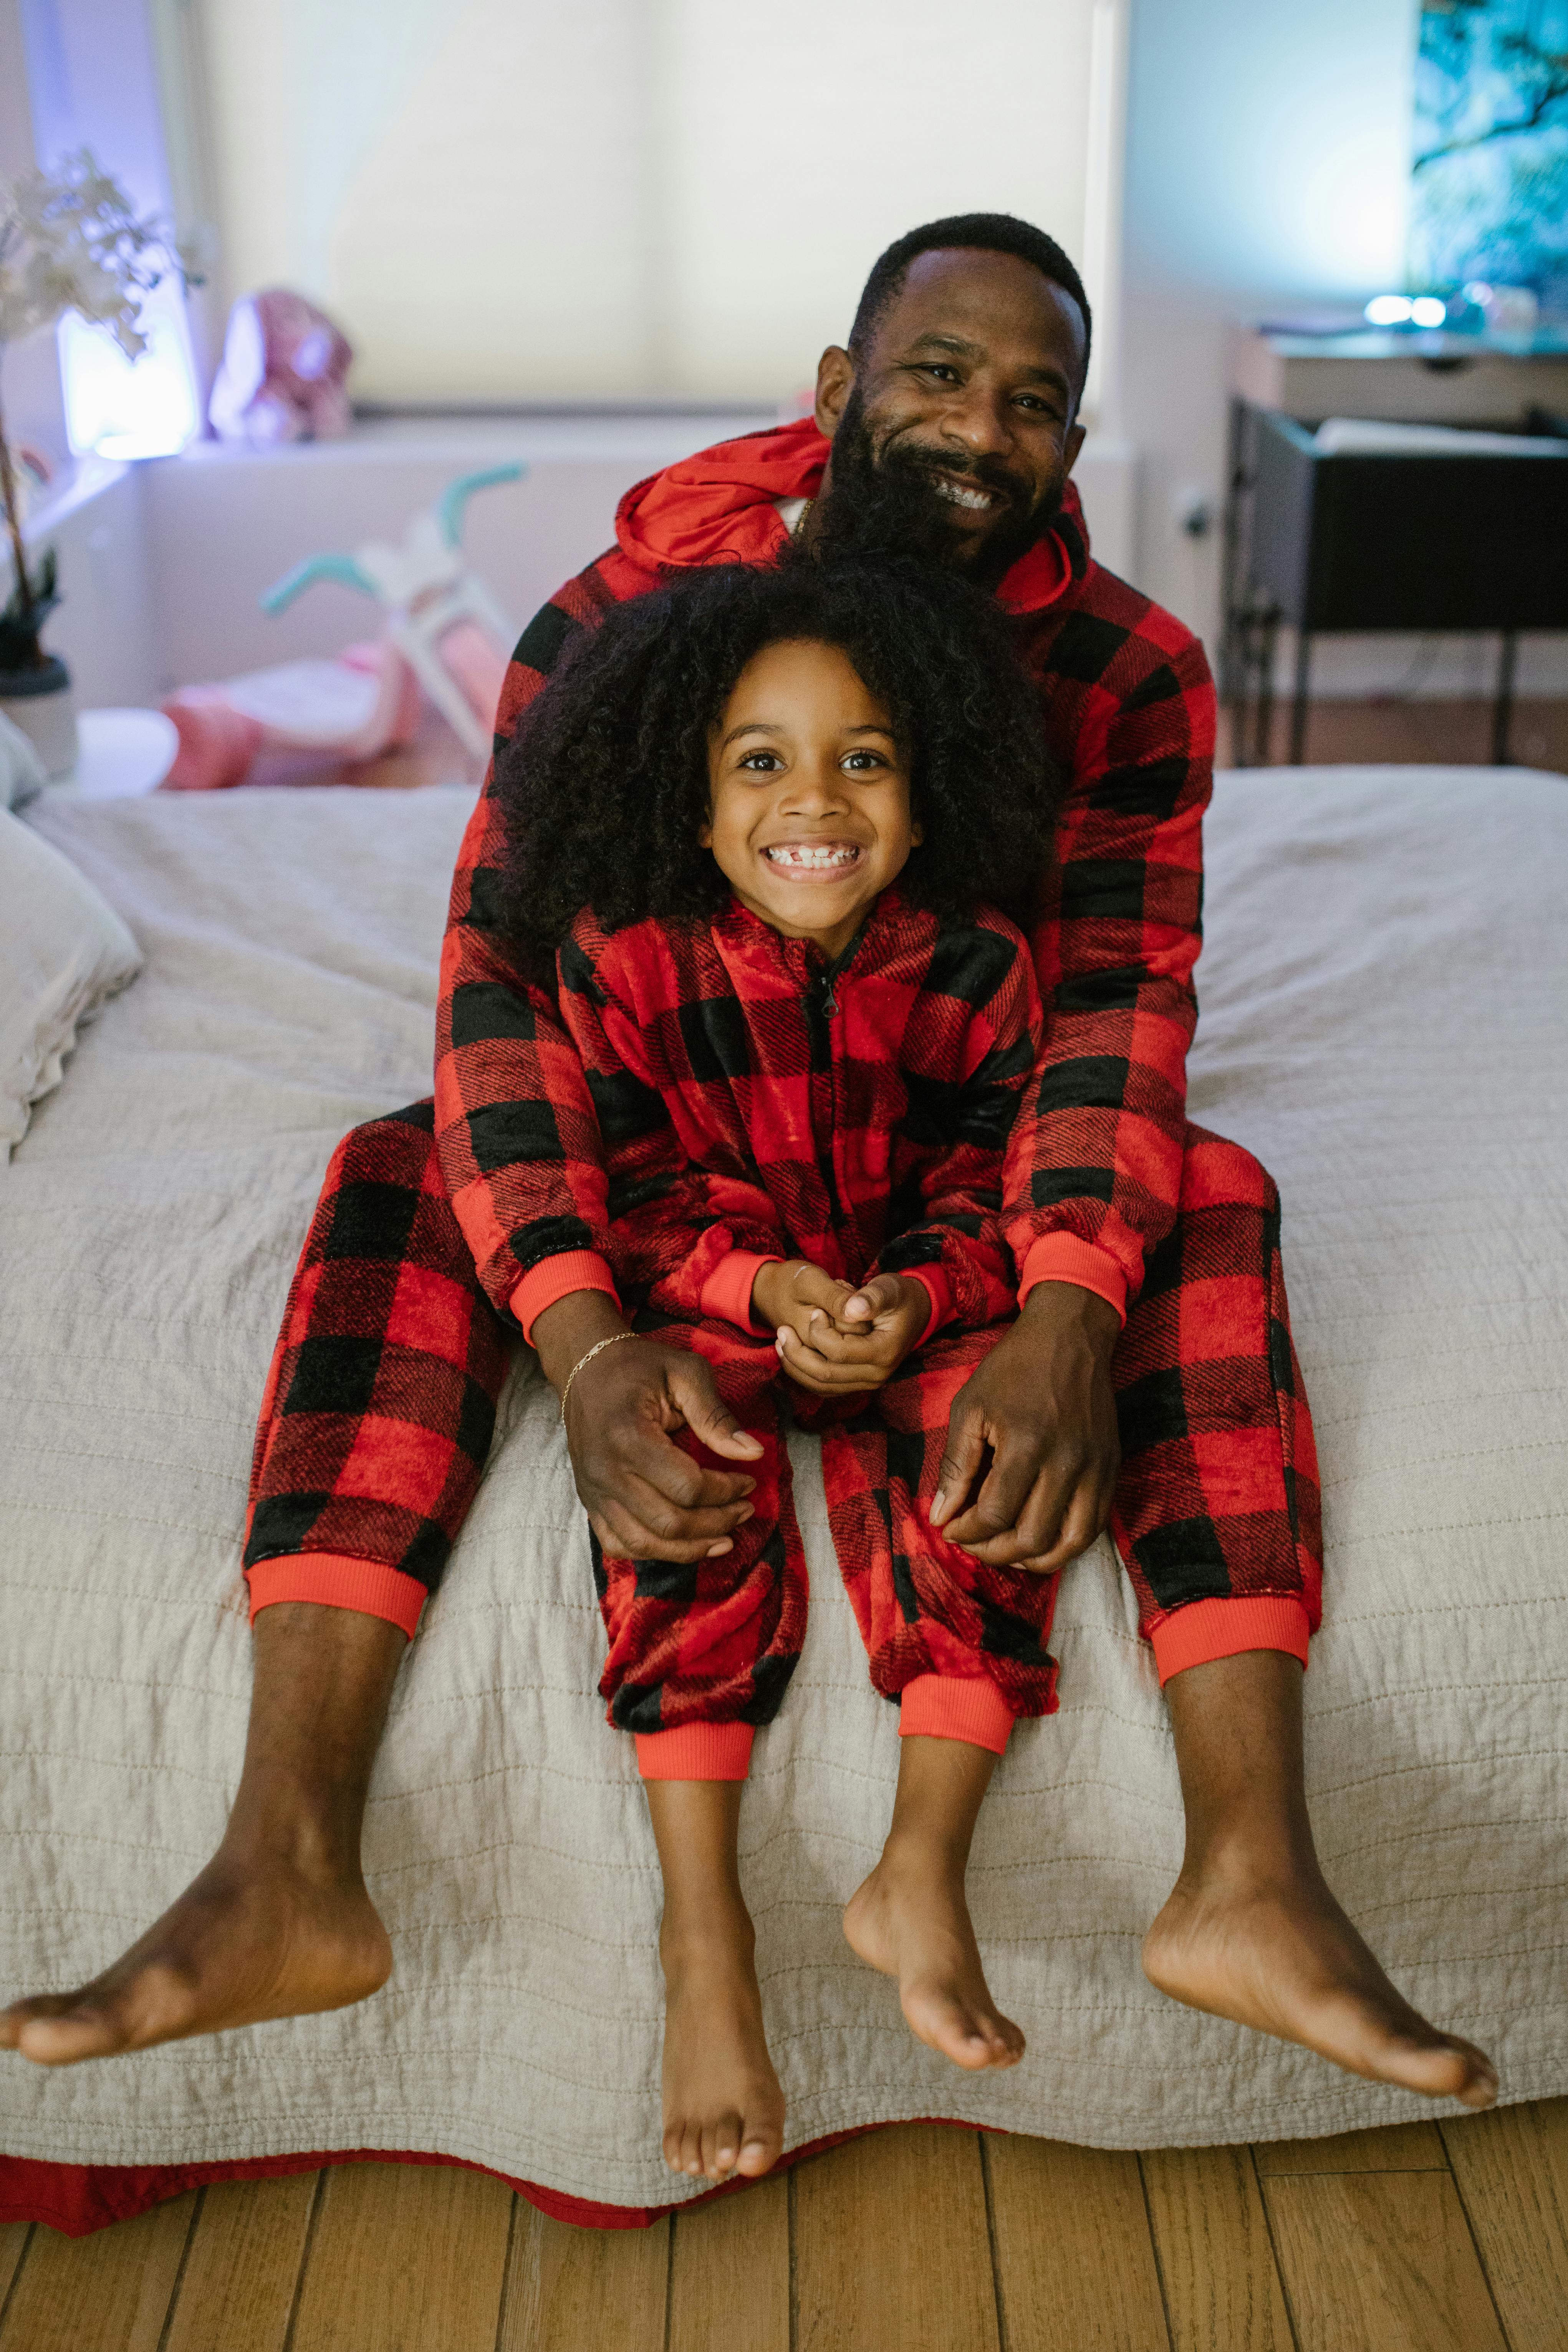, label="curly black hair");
[494,552,1058,970]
